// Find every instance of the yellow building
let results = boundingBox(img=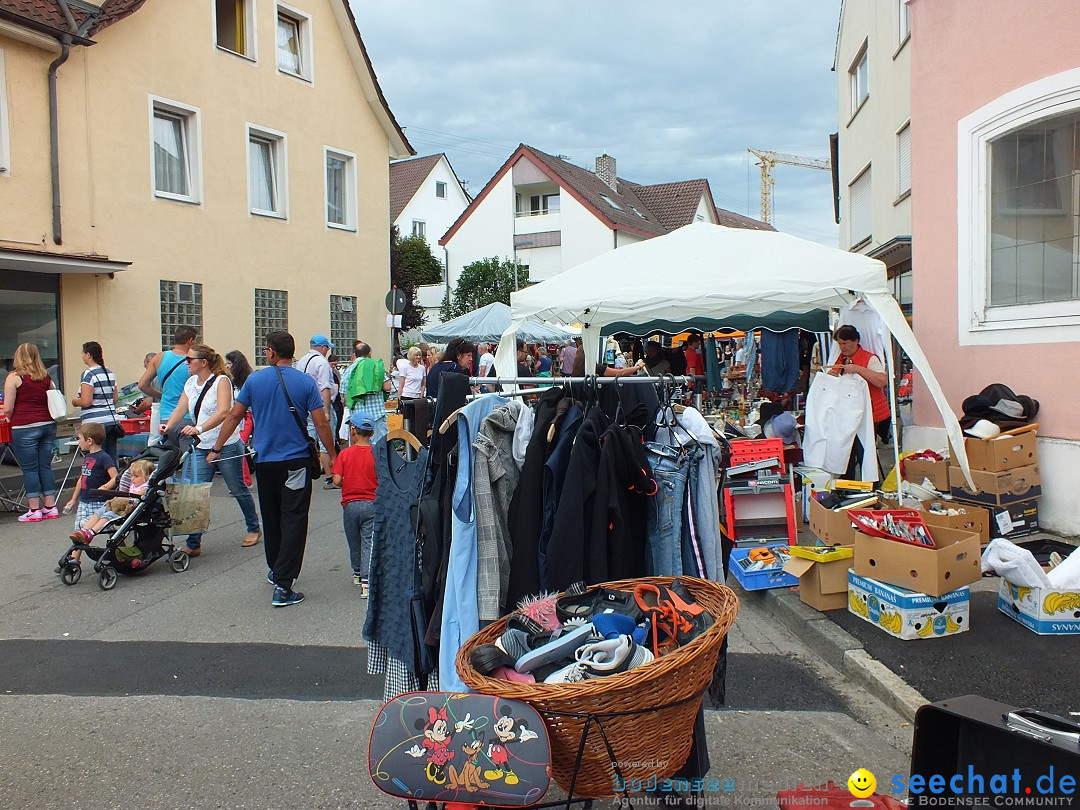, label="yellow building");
[0,0,411,395]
